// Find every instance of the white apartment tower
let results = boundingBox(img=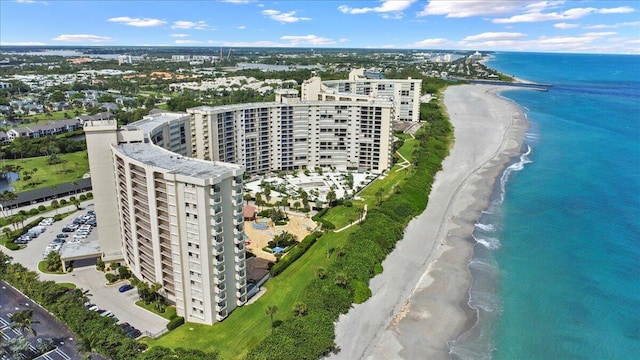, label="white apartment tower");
[301,68,422,122]
[188,97,394,175]
[87,112,246,325]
